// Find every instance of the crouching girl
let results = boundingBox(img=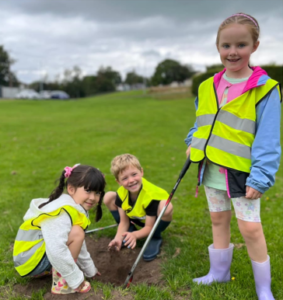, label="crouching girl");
[13,164,105,295]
